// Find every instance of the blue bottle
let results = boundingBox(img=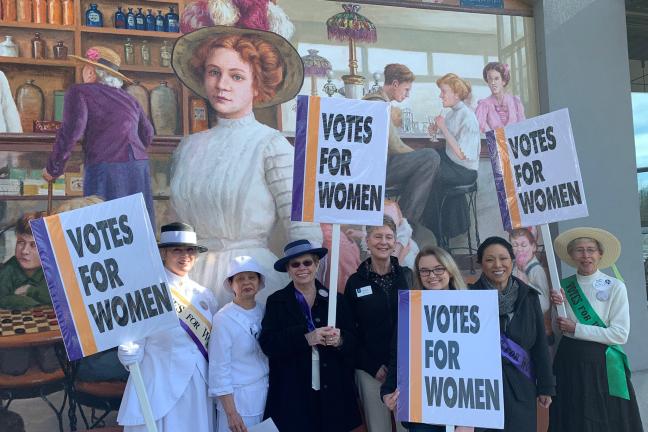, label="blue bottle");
[114,6,126,29]
[85,4,103,27]
[135,8,145,30]
[126,8,136,30]
[165,6,179,32]
[145,9,155,31]
[155,10,164,32]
